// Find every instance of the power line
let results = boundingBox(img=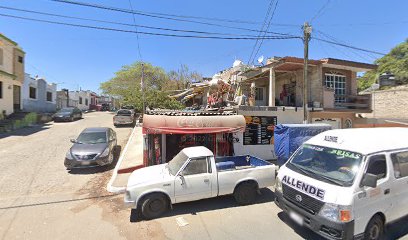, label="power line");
[0,5,269,37]
[50,0,298,37]
[50,0,299,26]
[248,0,275,65]
[310,0,330,23]
[315,30,377,61]
[312,36,386,56]
[252,0,280,64]
[316,20,408,27]
[0,12,301,40]
[127,0,142,60]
